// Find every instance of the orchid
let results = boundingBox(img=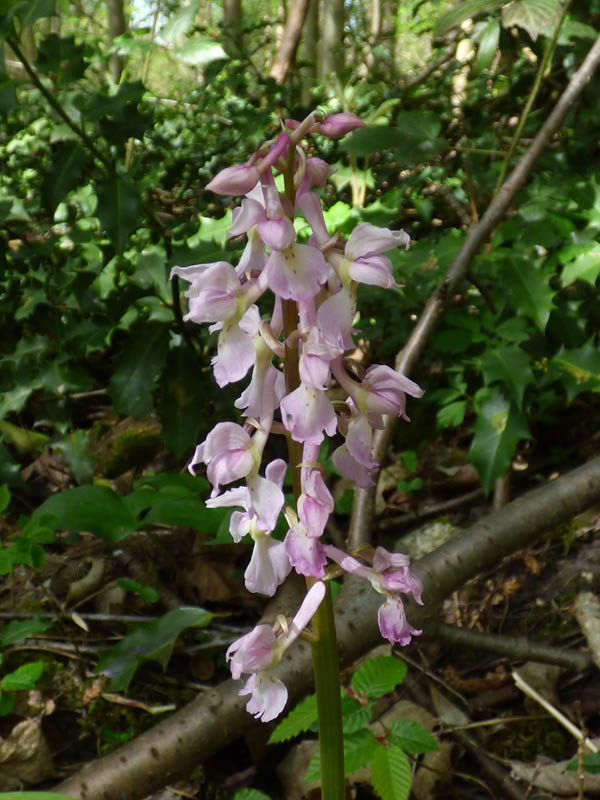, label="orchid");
[172,111,424,747]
